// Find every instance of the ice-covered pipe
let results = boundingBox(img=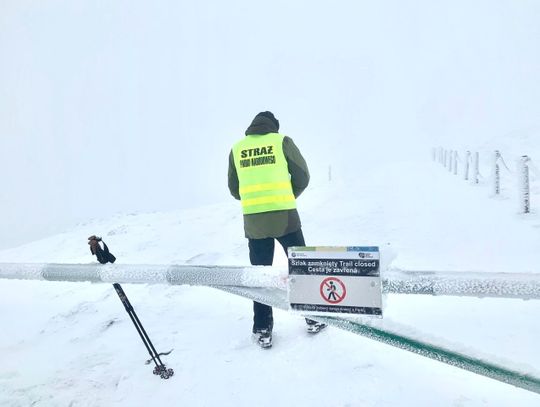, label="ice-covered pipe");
[218,286,540,395]
[382,269,540,300]
[2,264,540,393]
[316,316,540,395]
[2,263,540,300]
[0,263,288,289]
